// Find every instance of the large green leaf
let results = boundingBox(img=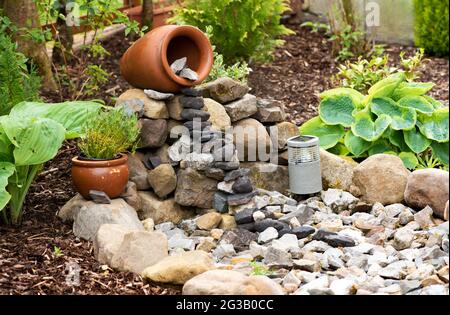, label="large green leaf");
[8,101,102,139]
[423,96,444,109]
[431,141,449,166]
[398,96,434,114]
[0,162,15,211]
[368,139,396,156]
[299,117,345,149]
[319,95,356,127]
[368,72,405,99]
[386,129,410,152]
[352,109,391,142]
[370,97,416,130]
[417,108,449,142]
[1,117,66,166]
[0,122,14,162]
[398,152,419,170]
[344,130,370,157]
[392,82,435,101]
[403,127,432,153]
[328,143,350,156]
[319,88,365,108]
